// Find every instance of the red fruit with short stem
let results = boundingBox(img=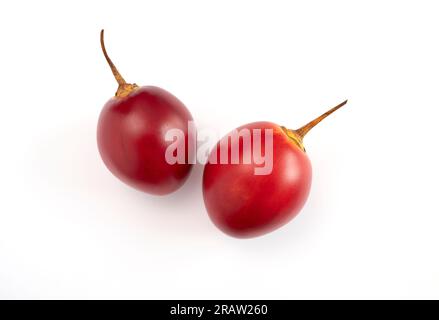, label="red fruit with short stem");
[202,100,347,238]
[97,30,194,195]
